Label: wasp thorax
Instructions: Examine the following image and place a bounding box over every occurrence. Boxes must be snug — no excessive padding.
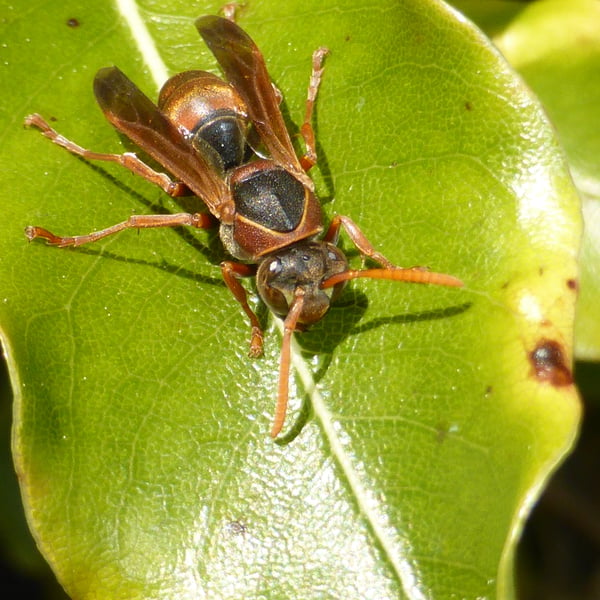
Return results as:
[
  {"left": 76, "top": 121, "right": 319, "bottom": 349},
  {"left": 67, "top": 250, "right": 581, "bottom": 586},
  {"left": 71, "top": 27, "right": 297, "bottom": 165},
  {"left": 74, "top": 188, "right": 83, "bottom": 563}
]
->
[
  {"left": 257, "top": 241, "right": 348, "bottom": 326},
  {"left": 158, "top": 70, "right": 249, "bottom": 170},
  {"left": 232, "top": 163, "right": 306, "bottom": 233}
]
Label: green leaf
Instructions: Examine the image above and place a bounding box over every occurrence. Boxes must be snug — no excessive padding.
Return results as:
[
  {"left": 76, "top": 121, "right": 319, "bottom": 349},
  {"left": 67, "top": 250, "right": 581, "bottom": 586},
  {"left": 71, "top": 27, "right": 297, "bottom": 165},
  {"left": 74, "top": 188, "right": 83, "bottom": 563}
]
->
[
  {"left": 0, "top": 0, "right": 581, "bottom": 598},
  {"left": 491, "top": 0, "right": 600, "bottom": 360},
  {"left": 453, "top": 0, "right": 600, "bottom": 360}
]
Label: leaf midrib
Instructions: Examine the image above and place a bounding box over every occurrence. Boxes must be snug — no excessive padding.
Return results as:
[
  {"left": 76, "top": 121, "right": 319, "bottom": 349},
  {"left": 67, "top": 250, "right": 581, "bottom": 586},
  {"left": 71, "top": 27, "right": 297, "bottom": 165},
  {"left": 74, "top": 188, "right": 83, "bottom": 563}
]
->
[{"left": 120, "top": 0, "right": 415, "bottom": 591}]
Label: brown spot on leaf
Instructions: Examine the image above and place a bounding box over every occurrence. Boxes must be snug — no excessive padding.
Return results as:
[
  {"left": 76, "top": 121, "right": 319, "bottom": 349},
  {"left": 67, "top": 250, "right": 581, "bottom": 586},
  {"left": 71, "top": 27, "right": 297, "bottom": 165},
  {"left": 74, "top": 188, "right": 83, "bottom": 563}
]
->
[
  {"left": 225, "top": 520, "right": 247, "bottom": 536},
  {"left": 436, "top": 423, "right": 450, "bottom": 442},
  {"left": 464, "top": 100, "right": 473, "bottom": 111},
  {"left": 566, "top": 278, "right": 578, "bottom": 291},
  {"left": 529, "top": 339, "right": 573, "bottom": 387},
  {"left": 66, "top": 17, "right": 80, "bottom": 27}
]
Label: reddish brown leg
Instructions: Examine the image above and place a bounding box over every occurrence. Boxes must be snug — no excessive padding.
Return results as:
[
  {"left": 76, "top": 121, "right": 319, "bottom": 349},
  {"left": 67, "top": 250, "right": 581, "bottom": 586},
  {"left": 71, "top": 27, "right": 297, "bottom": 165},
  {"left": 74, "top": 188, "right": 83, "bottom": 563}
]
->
[
  {"left": 25, "top": 212, "right": 214, "bottom": 247},
  {"left": 321, "top": 215, "right": 463, "bottom": 289},
  {"left": 220, "top": 262, "right": 264, "bottom": 358},
  {"left": 299, "top": 47, "right": 329, "bottom": 172},
  {"left": 323, "top": 214, "right": 396, "bottom": 268},
  {"left": 24, "top": 113, "right": 190, "bottom": 197},
  {"left": 271, "top": 288, "right": 306, "bottom": 438}
]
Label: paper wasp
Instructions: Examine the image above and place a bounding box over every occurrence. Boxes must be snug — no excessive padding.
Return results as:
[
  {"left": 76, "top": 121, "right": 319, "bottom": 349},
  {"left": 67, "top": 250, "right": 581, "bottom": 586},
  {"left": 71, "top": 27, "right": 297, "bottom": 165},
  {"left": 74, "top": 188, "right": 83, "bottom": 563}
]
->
[{"left": 25, "top": 15, "right": 462, "bottom": 438}]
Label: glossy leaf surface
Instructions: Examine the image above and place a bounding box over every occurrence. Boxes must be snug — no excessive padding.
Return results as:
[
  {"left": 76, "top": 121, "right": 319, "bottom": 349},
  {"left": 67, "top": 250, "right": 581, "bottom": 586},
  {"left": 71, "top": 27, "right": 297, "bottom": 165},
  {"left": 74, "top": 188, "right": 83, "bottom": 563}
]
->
[
  {"left": 0, "top": 0, "right": 581, "bottom": 597},
  {"left": 491, "top": 0, "right": 600, "bottom": 359}
]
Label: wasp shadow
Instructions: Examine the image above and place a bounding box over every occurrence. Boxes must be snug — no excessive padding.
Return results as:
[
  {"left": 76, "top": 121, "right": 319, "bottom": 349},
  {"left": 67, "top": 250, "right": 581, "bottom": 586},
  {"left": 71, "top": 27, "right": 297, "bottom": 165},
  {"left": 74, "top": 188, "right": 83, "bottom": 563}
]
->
[
  {"left": 296, "top": 288, "right": 471, "bottom": 363},
  {"left": 277, "top": 295, "right": 472, "bottom": 444},
  {"left": 34, "top": 152, "right": 227, "bottom": 286}
]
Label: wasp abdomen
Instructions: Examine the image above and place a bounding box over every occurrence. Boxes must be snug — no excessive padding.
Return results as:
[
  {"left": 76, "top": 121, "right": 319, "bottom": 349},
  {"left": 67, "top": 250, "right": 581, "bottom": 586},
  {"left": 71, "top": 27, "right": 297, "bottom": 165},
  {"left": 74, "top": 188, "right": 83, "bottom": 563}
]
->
[{"left": 158, "top": 70, "right": 249, "bottom": 171}]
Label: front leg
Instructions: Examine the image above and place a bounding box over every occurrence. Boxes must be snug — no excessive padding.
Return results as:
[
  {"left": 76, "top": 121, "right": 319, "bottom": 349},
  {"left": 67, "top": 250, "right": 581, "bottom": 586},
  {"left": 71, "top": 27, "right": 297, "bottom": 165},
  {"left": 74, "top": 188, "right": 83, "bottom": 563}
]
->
[
  {"left": 220, "top": 261, "right": 264, "bottom": 358},
  {"left": 321, "top": 215, "right": 463, "bottom": 289},
  {"left": 323, "top": 214, "right": 396, "bottom": 268}
]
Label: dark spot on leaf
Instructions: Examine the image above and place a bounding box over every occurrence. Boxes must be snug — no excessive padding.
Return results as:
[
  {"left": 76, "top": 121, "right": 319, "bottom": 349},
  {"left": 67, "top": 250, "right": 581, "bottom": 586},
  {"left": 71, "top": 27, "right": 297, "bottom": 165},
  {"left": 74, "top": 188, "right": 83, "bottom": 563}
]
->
[
  {"left": 566, "top": 278, "right": 578, "bottom": 291},
  {"left": 539, "top": 266, "right": 545, "bottom": 276},
  {"left": 436, "top": 423, "right": 450, "bottom": 442},
  {"left": 345, "top": 34, "right": 351, "bottom": 41},
  {"left": 484, "top": 385, "right": 493, "bottom": 397},
  {"left": 225, "top": 520, "right": 247, "bottom": 536},
  {"left": 464, "top": 100, "right": 473, "bottom": 111},
  {"left": 66, "top": 17, "right": 80, "bottom": 27},
  {"left": 529, "top": 339, "right": 573, "bottom": 387}
]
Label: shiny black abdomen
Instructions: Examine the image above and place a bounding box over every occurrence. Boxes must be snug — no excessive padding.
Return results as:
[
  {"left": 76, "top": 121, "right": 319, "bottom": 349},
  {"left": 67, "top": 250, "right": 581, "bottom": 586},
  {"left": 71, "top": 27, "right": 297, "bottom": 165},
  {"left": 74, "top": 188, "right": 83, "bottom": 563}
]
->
[{"left": 192, "top": 109, "right": 246, "bottom": 171}]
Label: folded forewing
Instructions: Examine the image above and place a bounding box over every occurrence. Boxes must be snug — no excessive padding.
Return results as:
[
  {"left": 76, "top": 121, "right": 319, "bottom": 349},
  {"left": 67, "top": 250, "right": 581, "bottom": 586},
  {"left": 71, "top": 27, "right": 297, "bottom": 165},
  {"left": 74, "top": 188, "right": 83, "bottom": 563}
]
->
[{"left": 94, "top": 66, "right": 231, "bottom": 217}]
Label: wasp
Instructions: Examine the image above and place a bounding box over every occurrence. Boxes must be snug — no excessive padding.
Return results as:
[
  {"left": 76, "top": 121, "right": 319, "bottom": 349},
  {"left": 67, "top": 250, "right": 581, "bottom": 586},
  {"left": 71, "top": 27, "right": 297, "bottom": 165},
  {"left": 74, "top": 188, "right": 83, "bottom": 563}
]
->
[{"left": 25, "top": 15, "right": 463, "bottom": 438}]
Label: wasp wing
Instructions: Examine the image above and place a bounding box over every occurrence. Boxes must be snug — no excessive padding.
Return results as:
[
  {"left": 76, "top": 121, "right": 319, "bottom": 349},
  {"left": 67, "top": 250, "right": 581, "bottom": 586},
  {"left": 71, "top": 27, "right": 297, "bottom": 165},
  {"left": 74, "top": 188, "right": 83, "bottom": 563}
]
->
[
  {"left": 94, "top": 67, "right": 231, "bottom": 217},
  {"left": 196, "top": 16, "right": 304, "bottom": 178}
]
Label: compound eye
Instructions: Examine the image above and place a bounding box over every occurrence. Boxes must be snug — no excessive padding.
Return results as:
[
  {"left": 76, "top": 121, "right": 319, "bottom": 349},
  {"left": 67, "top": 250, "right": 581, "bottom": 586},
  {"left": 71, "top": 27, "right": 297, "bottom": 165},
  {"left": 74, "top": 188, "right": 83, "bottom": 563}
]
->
[
  {"left": 327, "top": 249, "right": 339, "bottom": 262},
  {"left": 268, "top": 257, "right": 283, "bottom": 277},
  {"left": 257, "top": 257, "right": 289, "bottom": 317}
]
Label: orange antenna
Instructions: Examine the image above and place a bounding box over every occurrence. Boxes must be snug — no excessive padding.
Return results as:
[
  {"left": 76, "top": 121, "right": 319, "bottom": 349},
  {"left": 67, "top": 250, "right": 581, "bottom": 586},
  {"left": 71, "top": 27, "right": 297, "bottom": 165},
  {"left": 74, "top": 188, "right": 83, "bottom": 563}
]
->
[{"left": 321, "top": 267, "right": 463, "bottom": 289}]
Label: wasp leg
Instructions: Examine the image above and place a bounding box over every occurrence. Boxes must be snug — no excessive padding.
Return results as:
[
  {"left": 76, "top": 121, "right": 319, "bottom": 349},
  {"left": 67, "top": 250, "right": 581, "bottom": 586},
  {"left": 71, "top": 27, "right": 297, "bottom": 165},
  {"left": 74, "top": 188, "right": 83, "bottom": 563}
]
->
[
  {"left": 24, "top": 113, "right": 191, "bottom": 197},
  {"left": 220, "top": 261, "right": 264, "bottom": 358},
  {"left": 25, "top": 213, "right": 215, "bottom": 248},
  {"left": 323, "top": 214, "right": 396, "bottom": 268},
  {"left": 321, "top": 215, "right": 464, "bottom": 289},
  {"left": 271, "top": 288, "right": 305, "bottom": 438},
  {"left": 299, "top": 47, "right": 329, "bottom": 172}
]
